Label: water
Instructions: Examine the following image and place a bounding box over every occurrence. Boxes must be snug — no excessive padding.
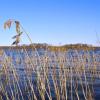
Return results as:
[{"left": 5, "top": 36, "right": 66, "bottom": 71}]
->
[{"left": 0, "top": 47, "right": 100, "bottom": 100}]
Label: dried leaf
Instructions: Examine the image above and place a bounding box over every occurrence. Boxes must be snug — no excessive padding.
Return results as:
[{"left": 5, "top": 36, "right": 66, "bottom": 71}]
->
[
  {"left": 4, "top": 19, "right": 13, "bottom": 29},
  {"left": 12, "top": 34, "right": 19, "bottom": 39},
  {"left": 4, "top": 19, "right": 21, "bottom": 46},
  {"left": 15, "top": 21, "right": 20, "bottom": 33},
  {"left": 12, "top": 32, "right": 22, "bottom": 39},
  {"left": 12, "top": 37, "right": 20, "bottom": 45}
]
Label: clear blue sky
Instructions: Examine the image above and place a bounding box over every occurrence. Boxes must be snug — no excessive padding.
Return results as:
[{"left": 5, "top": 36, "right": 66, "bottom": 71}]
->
[{"left": 0, "top": 0, "right": 100, "bottom": 46}]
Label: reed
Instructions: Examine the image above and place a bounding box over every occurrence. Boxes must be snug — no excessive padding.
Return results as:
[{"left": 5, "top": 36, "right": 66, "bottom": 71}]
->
[{"left": 0, "top": 19, "right": 99, "bottom": 100}]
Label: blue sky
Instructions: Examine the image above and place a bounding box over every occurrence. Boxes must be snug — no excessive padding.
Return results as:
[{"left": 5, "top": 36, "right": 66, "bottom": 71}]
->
[{"left": 0, "top": 0, "right": 100, "bottom": 46}]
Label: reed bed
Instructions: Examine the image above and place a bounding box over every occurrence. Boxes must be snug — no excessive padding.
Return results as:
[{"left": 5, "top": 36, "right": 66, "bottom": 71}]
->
[
  {"left": 0, "top": 19, "right": 99, "bottom": 100},
  {"left": 0, "top": 45, "right": 99, "bottom": 100}
]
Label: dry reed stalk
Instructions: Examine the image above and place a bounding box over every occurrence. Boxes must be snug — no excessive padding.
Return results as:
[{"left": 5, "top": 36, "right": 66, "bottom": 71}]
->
[
  {"left": 3, "top": 50, "right": 24, "bottom": 100},
  {"left": 49, "top": 51, "right": 61, "bottom": 100},
  {"left": 57, "top": 51, "right": 67, "bottom": 100},
  {"left": 2, "top": 62, "right": 15, "bottom": 100},
  {"left": 75, "top": 49, "right": 94, "bottom": 100},
  {"left": 21, "top": 47, "right": 37, "bottom": 100},
  {"left": 23, "top": 47, "right": 51, "bottom": 100},
  {"left": 20, "top": 23, "right": 50, "bottom": 99},
  {"left": 16, "top": 48, "right": 33, "bottom": 100},
  {"left": 74, "top": 50, "right": 87, "bottom": 100},
  {"left": 41, "top": 50, "right": 52, "bottom": 100}
]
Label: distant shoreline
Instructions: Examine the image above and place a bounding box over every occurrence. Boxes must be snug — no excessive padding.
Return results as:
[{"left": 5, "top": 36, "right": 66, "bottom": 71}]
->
[{"left": 0, "top": 43, "right": 100, "bottom": 51}]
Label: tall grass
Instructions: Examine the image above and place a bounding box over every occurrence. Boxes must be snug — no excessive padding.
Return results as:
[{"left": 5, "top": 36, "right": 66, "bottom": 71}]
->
[
  {"left": 0, "top": 46, "right": 99, "bottom": 100},
  {"left": 0, "top": 19, "right": 99, "bottom": 100}
]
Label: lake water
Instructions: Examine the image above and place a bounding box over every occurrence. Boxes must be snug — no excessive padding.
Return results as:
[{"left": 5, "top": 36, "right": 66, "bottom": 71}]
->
[{"left": 0, "top": 47, "right": 100, "bottom": 100}]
